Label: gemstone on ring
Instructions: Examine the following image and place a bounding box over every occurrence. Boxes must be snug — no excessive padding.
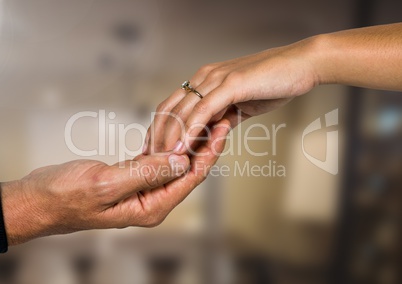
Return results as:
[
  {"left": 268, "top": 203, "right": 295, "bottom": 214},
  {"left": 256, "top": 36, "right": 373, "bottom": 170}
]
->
[{"left": 181, "top": 80, "right": 192, "bottom": 92}]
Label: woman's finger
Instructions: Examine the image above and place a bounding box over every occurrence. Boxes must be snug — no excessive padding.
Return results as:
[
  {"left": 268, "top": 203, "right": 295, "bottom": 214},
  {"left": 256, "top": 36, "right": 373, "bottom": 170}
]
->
[
  {"left": 174, "top": 81, "right": 237, "bottom": 153},
  {"left": 145, "top": 64, "right": 219, "bottom": 154},
  {"left": 162, "top": 92, "right": 206, "bottom": 151},
  {"left": 145, "top": 88, "right": 186, "bottom": 154},
  {"left": 162, "top": 74, "right": 227, "bottom": 151}
]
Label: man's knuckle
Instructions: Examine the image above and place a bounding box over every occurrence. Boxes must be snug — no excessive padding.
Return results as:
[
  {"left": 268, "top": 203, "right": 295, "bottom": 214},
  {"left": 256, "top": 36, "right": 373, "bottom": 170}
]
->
[
  {"left": 115, "top": 215, "right": 130, "bottom": 229},
  {"left": 142, "top": 166, "right": 159, "bottom": 188},
  {"left": 144, "top": 214, "right": 166, "bottom": 228},
  {"left": 92, "top": 171, "right": 112, "bottom": 190},
  {"left": 113, "top": 217, "right": 131, "bottom": 229}
]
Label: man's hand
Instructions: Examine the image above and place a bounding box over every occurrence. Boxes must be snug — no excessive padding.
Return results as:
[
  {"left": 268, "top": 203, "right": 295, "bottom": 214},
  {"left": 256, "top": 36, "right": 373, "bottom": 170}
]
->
[
  {"left": 1, "top": 153, "right": 189, "bottom": 246},
  {"left": 0, "top": 118, "right": 230, "bottom": 247}
]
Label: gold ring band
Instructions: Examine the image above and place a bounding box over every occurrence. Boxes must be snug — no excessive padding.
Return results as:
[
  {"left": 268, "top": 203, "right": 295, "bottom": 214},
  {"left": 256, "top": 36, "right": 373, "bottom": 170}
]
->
[
  {"left": 181, "top": 81, "right": 203, "bottom": 99},
  {"left": 191, "top": 89, "right": 204, "bottom": 99}
]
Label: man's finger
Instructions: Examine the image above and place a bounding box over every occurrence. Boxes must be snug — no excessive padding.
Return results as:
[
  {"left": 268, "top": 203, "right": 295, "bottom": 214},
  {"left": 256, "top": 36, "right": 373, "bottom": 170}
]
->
[
  {"left": 162, "top": 118, "right": 231, "bottom": 208},
  {"left": 110, "top": 153, "right": 190, "bottom": 201}
]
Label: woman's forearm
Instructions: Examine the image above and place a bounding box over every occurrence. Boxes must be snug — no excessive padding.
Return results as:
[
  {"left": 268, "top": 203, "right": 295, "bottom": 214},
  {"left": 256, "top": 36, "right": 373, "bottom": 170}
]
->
[{"left": 313, "top": 23, "right": 402, "bottom": 91}]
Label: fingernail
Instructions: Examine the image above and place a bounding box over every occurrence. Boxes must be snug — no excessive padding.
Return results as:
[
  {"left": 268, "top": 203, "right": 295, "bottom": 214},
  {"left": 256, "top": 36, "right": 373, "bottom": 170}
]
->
[
  {"left": 142, "top": 142, "right": 148, "bottom": 154},
  {"left": 169, "top": 154, "right": 189, "bottom": 175},
  {"left": 173, "top": 140, "right": 184, "bottom": 153}
]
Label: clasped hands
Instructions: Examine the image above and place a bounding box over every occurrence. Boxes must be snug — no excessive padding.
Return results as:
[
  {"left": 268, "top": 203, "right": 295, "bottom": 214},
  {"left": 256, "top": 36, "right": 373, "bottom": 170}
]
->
[
  {"left": 3, "top": 36, "right": 320, "bottom": 246},
  {"left": 2, "top": 117, "right": 230, "bottom": 246},
  {"left": 2, "top": 23, "right": 402, "bottom": 247}
]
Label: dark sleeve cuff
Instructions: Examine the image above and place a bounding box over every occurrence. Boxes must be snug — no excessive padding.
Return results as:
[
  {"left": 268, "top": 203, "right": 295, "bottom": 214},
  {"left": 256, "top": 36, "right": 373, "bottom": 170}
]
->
[{"left": 0, "top": 184, "right": 9, "bottom": 253}]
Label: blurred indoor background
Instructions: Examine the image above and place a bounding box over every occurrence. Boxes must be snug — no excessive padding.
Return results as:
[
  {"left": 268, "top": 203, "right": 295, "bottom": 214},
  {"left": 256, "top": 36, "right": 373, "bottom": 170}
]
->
[{"left": 0, "top": 0, "right": 401, "bottom": 283}]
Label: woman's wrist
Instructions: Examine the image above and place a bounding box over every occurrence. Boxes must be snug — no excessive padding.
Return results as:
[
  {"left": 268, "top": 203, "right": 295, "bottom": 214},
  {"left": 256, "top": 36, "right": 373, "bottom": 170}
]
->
[{"left": 300, "top": 33, "right": 338, "bottom": 88}]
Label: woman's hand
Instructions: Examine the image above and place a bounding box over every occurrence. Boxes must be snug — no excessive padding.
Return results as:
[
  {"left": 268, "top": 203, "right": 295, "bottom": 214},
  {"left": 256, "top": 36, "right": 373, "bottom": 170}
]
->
[
  {"left": 144, "top": 37, "right": 319, "bottom": 154},
  {"left": 144, "top": 23, "right": 402, "bottom": 154}
]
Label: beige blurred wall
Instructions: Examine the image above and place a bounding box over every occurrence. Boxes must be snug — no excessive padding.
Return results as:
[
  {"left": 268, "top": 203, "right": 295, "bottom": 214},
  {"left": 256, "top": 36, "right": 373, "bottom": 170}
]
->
[{"left": 220, "top": 85, "right": 346, "bottom": 260}]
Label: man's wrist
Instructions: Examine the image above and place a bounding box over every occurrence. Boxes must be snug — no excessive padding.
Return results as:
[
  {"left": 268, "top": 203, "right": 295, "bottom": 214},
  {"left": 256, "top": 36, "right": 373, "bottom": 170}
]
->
[{"left": 1, "top": 180, "right": 50, "bottom": 246}]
